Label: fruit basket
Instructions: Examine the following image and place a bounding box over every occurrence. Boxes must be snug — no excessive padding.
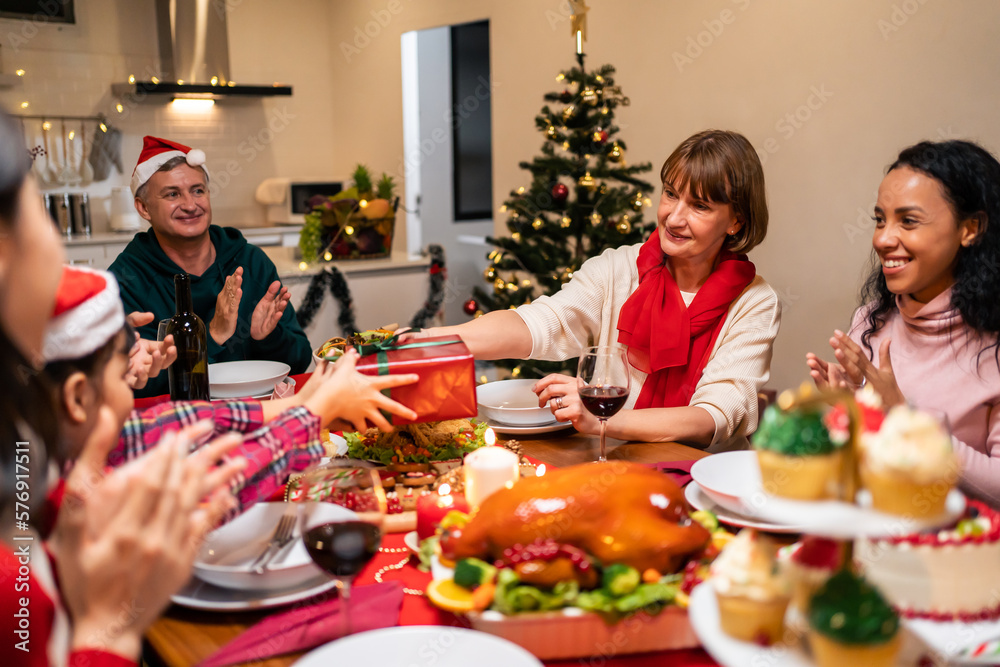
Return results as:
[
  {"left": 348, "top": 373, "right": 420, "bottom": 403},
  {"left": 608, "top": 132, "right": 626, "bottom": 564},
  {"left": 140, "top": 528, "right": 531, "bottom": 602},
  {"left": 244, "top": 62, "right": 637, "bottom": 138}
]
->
[{"left": 299, "top": 164, "right": 397, "bottom": 261}]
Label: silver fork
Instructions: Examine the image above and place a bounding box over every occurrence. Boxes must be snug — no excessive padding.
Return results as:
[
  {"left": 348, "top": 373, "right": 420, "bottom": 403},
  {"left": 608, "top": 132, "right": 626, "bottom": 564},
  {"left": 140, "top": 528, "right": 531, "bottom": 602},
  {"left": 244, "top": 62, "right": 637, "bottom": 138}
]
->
[{"left": 249, "top": 505, "right": 297, "bottom": 574}]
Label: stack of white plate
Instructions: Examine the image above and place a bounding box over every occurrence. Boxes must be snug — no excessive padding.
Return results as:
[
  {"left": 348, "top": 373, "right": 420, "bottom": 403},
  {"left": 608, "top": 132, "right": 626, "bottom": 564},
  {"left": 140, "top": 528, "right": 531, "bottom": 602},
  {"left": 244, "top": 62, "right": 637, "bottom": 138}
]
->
[{"left": 476, "top": 379, "right": 572, "bottom": 435}]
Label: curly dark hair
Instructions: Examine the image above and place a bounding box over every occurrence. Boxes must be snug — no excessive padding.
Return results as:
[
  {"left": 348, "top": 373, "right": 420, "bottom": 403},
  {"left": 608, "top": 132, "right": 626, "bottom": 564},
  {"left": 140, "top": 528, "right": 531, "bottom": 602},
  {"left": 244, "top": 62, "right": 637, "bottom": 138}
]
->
[{"left": 859, "top": 139, "right": 1000, "bottom": 370}]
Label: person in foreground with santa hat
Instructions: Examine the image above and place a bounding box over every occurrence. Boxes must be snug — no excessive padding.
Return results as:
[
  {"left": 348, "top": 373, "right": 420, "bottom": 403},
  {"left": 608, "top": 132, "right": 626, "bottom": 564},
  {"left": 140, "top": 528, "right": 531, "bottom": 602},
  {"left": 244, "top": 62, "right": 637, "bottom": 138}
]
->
[{"left": 108, "top": 136, "right": 312, "bottom": 397}]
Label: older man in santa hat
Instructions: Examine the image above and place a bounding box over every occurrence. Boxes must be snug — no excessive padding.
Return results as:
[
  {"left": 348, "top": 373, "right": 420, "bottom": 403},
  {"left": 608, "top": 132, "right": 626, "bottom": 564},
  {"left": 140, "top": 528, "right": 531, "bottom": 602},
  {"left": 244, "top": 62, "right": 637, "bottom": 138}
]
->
[{"left": 109, "top": 136, "right": 311, "bottom": 397}]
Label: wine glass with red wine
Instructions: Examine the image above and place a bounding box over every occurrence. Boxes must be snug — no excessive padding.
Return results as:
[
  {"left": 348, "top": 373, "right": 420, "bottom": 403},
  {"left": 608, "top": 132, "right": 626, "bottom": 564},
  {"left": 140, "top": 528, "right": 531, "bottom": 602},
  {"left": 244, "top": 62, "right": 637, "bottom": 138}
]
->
[
  {"left": 298, "top": 467, "right": 386, "bottom": 637},
  {"left": 577, "top": 345, "right": 631, "bottom": 462}
]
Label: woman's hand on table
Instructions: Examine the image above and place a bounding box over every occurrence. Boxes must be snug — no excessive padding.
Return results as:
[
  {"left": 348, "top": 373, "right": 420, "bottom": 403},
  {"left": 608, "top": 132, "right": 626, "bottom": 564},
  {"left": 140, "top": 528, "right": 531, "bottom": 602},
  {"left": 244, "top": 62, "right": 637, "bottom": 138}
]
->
[
  {"left": 303, "top": 349, "right": 419, "bottom": 432},
  {"left": 51, "top": 410, "right": 246, "bottom": 659},
  {"left": 533, "top": 373, "right": 600, "bottom": 433}
]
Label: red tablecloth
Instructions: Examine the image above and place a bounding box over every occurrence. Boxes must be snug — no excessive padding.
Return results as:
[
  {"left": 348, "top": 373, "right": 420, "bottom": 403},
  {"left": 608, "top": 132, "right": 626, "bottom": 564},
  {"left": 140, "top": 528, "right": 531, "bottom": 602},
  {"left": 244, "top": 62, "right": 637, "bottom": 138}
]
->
[{"left": 143, "top": 374, "right": 717, "bottom": 665}]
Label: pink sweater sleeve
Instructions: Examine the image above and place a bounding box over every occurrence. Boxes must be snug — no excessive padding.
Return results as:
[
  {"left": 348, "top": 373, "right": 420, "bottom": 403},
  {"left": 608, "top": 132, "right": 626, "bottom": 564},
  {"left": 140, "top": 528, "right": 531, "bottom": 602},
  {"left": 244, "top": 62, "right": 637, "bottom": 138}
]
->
[
  {"left": 952, "top": 406, "right": 1000, "bottom": 506},
  {"left": 849, "top": 305, "right": 1000, "bottom": 505}
]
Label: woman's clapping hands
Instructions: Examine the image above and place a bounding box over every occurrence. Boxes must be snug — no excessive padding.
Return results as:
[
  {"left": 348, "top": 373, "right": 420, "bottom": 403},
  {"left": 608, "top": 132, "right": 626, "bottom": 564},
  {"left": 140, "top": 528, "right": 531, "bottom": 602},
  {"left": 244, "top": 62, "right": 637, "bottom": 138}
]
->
[{"left": 49, "top": 409, "right": 246, "bottom": 658}]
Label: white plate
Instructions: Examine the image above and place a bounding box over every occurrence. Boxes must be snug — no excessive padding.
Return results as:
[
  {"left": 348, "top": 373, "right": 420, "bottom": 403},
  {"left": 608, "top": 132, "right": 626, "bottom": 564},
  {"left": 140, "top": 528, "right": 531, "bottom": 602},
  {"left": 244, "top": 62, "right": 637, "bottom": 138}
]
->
[
  {"left": 171, "top": 573, "right": 338, "bottom": 611},
  {"left": 690, "top": 450, "right": 759, "bottom": 509},
  {"left": 238, "top": 376, "right": 296, "bottom": 400},
  {"left": 292, "top": 626, "right": 543, "bottom": 666},
  {"left": 194, "top": 502, "right": 355, "bottom": 591},
  {"left": 477, "top": 379, "right": 555, "bottom": 426},
  {"left": 478, "top": 409, "right": 573, "bottom": 435},
  {"left": 404, "top": 530, "right": 420, "bottom": 555},
  {"left": 685, "top": 481, "right": 805, "bottom": 534},
  {"left": 749, "top": 489, "right": 966, "bottom": 540},
  {"left": 689, "top": 581, "right": 963, "bottom": 666},
  {"left": 209, "top": 360, "right": 291, "bottom": 398},
  {"left": 690, "top": 451, "right": 966, "bottom": 539}
]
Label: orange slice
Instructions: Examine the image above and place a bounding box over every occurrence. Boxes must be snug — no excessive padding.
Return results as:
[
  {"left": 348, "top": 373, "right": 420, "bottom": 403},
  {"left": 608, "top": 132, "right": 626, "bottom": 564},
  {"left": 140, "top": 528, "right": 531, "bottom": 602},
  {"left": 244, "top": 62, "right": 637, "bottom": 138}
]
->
[{"left": 426, "top": 579, "right": 475, "bottom": 613}]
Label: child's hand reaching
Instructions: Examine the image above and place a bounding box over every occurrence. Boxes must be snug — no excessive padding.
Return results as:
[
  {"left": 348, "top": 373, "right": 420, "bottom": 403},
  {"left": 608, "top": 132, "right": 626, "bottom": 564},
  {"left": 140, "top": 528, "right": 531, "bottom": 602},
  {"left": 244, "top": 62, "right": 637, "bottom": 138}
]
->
[{"left": 302, "top": 348, "right": 419, "bottom": 432}]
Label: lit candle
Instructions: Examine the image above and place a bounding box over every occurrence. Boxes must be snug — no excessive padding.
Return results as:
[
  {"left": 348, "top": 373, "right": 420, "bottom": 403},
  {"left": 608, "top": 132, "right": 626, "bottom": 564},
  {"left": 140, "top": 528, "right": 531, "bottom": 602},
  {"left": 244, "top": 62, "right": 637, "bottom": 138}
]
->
[
  {"left": 575, "top": 29, "right": 583, "bottom": 54},
  {"left": 415, "top": 484, "right": 469, "bottom": 540},
  {"left": 464, "top": 446, "right": 520, "bottom": 509}
]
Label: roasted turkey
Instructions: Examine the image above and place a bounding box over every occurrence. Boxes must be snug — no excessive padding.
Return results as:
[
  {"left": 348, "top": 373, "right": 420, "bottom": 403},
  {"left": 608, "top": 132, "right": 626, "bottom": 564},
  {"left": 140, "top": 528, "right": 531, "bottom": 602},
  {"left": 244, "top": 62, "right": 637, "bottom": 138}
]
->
[{"left": 452, "top": 461, "right": 709, "bottom": 574}]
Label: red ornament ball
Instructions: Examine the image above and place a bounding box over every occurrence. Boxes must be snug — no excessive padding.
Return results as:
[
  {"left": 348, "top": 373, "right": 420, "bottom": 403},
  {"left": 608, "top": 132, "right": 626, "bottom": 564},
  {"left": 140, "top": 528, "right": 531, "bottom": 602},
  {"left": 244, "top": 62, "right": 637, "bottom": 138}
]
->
[
  {"left": 463, "top": 299, "right": 478, "bottom": 316},
  {"left": 551, "top": 183, "right": 569, "bottom": 204},
  {"left": 559, "top": 89, "right": 572, "bottom": 103},
  {"left": 597, "top": 130, "right": 609, "bottom": 144}
]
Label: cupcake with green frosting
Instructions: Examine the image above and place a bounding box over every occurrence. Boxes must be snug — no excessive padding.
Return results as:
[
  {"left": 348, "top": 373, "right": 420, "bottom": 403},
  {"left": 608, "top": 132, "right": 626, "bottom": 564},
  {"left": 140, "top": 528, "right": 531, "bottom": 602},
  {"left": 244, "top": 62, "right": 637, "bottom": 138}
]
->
[
  {"left": 753, "top": 404, "right": 845, "bottom": 500},
  {"left": 808, "top": 569, "right": 900, "bottom": 667}
]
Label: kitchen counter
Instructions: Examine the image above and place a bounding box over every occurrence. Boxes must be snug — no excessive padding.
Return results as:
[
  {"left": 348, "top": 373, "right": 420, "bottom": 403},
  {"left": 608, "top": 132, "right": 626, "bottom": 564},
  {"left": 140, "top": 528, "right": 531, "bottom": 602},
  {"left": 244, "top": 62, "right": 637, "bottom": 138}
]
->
[
  {"left": 62, "top": 225, "right": 305, "bottom": 247},
  {"left": 262, "top": 246, "right": 430, "bottom": 283}
]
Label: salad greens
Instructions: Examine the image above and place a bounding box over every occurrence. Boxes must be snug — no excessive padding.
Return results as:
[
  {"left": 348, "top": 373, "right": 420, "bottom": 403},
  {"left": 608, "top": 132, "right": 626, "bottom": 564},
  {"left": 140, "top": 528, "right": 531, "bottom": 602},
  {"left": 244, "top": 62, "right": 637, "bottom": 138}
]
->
[{"left": 346, "top": 420, "right": 491, "bottom": 464}]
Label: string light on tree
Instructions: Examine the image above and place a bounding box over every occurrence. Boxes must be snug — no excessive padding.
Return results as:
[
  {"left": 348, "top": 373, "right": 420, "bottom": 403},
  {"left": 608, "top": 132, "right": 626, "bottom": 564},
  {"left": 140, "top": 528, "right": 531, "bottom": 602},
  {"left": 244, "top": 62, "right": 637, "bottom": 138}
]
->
[{"left": 469, "top": 1, "right": 654, "bottom": 379}]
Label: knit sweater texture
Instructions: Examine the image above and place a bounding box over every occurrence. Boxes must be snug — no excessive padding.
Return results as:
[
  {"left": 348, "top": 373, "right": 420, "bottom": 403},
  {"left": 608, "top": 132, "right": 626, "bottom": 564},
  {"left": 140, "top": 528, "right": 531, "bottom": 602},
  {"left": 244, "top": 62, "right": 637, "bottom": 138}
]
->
[
  {"left": 109, "top": 225, "right": 312, "bottom": 397},
  {"left": 515, "top": 243, "right": 781, "bottom": 450}
]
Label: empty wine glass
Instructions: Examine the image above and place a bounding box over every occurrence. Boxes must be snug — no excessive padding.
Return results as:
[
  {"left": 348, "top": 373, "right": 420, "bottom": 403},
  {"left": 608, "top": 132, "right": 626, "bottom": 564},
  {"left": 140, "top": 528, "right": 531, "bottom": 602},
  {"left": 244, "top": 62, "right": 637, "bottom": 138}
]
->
[
  {"left": 577, "top": 345, "right": 631, "bottom": 462},
  {"left": 298, "top": 466, "right": 386, "bottom": 637}
]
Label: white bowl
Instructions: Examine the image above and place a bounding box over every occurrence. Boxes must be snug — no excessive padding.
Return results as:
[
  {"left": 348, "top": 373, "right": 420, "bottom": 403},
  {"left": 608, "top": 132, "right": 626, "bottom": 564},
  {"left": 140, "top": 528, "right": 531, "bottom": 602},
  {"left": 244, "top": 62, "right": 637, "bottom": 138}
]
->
[
  {"left": 194, "top": 501, "right": 354, "bottom": 591},
  {"left": 477, "top": 379, "right": 555, "bottom": 427},
  {"left": 208, "top": 360, "right": 291, "bottom": 399}
]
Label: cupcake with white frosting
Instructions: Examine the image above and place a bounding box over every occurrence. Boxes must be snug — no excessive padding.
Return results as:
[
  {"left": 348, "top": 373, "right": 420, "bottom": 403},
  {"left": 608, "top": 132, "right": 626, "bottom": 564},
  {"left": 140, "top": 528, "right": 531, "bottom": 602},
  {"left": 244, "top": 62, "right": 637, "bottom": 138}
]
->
[
  {"left": 710, "top": 529, "right": 790, "bottom": 645},
  {"left": 859, "top": 405, "right": 959, "bottom": 518}
]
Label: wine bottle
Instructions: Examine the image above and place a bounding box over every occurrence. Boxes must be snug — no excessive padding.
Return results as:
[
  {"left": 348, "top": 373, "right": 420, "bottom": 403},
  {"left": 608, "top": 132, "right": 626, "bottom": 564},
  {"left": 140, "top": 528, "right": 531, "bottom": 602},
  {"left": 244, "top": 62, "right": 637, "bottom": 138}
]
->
[{"left": 165, "top": 273, "right": 210, "bottom": 401}]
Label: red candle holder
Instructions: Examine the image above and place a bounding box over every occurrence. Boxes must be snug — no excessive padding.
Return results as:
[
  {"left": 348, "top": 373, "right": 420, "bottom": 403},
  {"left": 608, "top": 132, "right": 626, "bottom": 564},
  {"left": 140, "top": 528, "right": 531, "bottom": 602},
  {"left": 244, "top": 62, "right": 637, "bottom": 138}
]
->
[{"left": 416, "top": 486, "right": 470, "bottom": 541}]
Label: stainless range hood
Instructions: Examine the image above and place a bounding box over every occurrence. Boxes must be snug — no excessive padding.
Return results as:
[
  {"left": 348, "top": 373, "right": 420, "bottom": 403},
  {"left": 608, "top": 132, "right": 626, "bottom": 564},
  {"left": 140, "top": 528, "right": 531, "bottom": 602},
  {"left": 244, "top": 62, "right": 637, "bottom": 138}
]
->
[{"left": 112, "top": 0, "right": 291, "bottom": 100}]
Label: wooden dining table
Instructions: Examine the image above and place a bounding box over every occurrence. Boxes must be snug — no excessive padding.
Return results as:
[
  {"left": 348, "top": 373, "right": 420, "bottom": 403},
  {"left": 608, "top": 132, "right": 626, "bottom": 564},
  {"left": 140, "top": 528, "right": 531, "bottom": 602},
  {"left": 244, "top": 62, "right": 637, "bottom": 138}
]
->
[{"left": 143, "top": 429, "right": 715, "bottom": 667}]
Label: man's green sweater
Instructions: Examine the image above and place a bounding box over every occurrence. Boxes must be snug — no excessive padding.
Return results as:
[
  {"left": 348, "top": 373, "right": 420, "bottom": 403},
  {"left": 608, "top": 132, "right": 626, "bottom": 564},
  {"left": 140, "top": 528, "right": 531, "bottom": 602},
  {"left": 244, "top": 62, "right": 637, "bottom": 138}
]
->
[{"left": 109, "top": 225, "right": 312, "bottom": 397}]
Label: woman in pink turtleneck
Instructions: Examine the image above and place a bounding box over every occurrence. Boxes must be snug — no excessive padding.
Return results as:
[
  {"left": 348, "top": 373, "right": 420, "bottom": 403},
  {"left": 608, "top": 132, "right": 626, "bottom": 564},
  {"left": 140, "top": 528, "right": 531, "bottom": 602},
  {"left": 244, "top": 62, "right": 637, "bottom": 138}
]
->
[{"left": 808, "top": 140, "right": 1000, "bottom": 507}]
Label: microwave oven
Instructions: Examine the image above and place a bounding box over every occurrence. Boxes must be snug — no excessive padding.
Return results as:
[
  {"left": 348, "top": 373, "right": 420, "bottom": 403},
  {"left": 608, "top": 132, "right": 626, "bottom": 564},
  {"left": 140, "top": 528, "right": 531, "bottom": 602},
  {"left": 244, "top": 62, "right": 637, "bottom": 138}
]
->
[{"left": 258, "top": 180, "right": 344, "bottom": 225}]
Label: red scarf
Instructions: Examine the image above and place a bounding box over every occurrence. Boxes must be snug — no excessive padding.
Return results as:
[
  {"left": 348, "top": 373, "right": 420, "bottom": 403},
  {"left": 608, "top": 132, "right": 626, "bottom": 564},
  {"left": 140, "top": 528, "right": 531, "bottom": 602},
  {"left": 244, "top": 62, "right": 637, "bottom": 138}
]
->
[{"left": 616, "top": 234, "right": 756, "bottom": 409}]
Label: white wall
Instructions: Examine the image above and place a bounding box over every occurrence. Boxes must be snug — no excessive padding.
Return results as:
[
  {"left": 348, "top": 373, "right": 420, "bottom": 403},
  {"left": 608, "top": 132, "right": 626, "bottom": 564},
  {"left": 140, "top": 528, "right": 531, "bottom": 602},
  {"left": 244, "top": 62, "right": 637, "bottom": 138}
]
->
[
  {"left": 0, "top": 0, "right": 338, "bottom": 231},
  {"left": 410, "top": 25, "right": 494, "bottom": 325},
  {"left": 324, "top": 0, "right": 1000, "bottom": 391}
]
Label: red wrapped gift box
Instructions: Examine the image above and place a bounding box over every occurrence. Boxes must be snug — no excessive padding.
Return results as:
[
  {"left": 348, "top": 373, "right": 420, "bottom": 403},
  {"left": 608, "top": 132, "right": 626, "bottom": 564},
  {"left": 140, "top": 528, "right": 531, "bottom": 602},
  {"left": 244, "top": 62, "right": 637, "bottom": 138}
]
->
[{"left": 355, "top": 335, "right": 477, "bottom": 425}]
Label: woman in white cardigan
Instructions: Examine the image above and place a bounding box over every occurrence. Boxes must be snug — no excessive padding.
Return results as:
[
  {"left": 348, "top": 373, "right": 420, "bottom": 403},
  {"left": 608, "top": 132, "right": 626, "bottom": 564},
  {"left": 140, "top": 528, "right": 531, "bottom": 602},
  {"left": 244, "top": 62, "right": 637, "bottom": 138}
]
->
[{"left": 422, "top": 130, "right": 780, "bottom": 451}]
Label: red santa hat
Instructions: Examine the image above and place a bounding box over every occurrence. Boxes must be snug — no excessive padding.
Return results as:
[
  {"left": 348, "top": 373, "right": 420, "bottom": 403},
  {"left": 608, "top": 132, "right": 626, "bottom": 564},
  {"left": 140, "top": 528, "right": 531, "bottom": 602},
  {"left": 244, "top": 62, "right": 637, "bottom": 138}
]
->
[
  {"left": 130, "top": 135, "right": 209, "bottom": 196},
  {"left": 43, "top": 266, "right": 126, "bottom": 363}
]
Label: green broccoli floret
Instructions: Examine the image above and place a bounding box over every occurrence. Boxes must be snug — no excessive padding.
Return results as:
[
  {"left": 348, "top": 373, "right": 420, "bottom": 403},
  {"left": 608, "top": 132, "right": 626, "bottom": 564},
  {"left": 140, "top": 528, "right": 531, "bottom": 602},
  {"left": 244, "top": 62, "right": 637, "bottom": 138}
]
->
[
  {"left": 453, "top": 558, "right": 498, "bottom": 590},
  {"left": 602, "top": 563, "right": 640, "bottom": 597}
]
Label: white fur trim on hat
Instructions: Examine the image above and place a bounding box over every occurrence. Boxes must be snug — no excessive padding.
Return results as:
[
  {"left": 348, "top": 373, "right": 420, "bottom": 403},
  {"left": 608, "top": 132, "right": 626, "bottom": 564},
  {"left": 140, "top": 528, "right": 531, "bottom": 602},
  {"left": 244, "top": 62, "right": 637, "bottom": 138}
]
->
[
  {"left": 131, "top": 149, "right": 187, "bottom": 196},
  {"left": 43, "top": 266, "right": 127, "bottom": 363}
]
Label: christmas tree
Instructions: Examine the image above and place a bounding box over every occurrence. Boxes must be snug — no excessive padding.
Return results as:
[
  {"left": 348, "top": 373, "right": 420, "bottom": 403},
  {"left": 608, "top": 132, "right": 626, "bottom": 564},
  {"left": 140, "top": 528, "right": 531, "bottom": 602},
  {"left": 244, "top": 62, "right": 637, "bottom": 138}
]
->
[{"left": 469, "top": 31, "right": 655, "bottom": 379}]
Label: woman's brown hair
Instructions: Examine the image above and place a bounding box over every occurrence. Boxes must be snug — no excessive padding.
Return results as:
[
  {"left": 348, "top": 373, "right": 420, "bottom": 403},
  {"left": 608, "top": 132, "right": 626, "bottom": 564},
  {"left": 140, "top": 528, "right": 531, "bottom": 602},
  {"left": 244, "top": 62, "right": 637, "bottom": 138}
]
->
[{"left": 659, "top": 129, "right": 768, "bottom": 254}]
